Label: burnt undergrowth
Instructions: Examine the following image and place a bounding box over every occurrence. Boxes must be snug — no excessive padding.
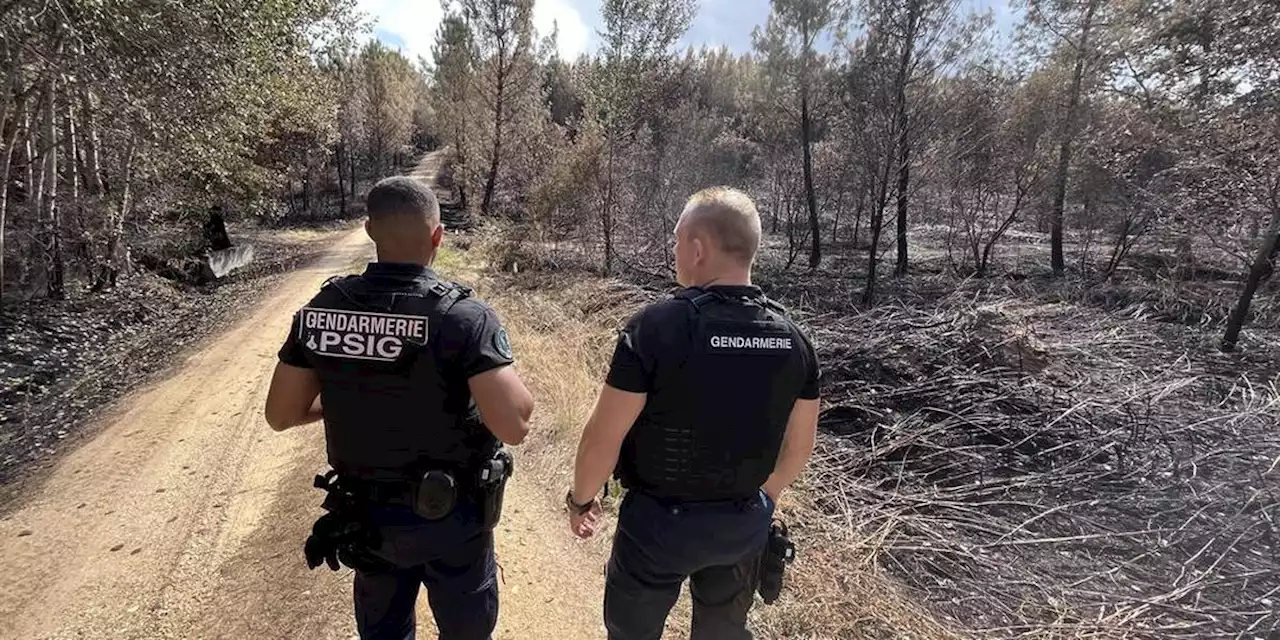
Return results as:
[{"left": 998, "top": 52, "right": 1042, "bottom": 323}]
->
[{"left": 763, "top": 248, "right": 1280, "bottom": 638}]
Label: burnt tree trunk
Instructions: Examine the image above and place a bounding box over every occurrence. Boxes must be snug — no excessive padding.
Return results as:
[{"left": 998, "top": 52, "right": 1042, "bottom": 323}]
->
[
  {"left": 480, "top": 34, "right": 510, "bottom": 218},
  {"left": 894, "top": 129, "right": 911, "bottom": 276},
  {"left": 1049, "top": 0, "right": 1100, "bottom": 276},
  {"left": 480, "top": 88, "right": 505, "bottom": 217},
  {"left": 22, "top": 106, "right": 34, "bottom": 206},
  {"left": 348, "top": 148, "right": 358, "bottom": 203},
  {"left": 37, "top": 77, "right": 64, "bottom": 299},
  {"left": 893, "top": 1, "right": 920, "bottom": 277},
  {"left": 852, "top": 191, "right": 865, "bottom": 248},
  {"left": 336, "top": 143, "right": 347, "bottom": 216},
  {"left": 76, "top": 86, "right": 102, "bottom": 195},
  {"left": 1223, "top": 205, "right": 1280, "bottom": 352},
  {"left": 301, "top": 166, "right": 311, "bottom": 216},
  {"left": 801, "top": 79, "right": 820, "bottom": 270},
  {"left": 0, "top": 91, "right": 23, "bottom": 305},
  {"left": 62, "top": 78, "right": 89, "bottom": 270},
  {"left": 95, "top": 138, "right": 135, "bottom": 290},
  {"left": 454, "top": 131, "right": 469, "bottom": 212},
  {"left": 0, "top": 51, "right": 23, "bottom": 304},
  {"left": 0, "top": 118, "right": 16, "bottom": 305},
  {"left": 771, "top": 170, "right": 782, "bottom": 235},
  {"left": 62, "top": 80, "right": 79, "bottom": 209},
  {"left": 863, "top": 157, "right": 896, "bottom": 306},
  {"left": 600, "top": 138, "right": 616, "bottom": 275},
  {"left": 785, "top": 193, "right": 801, "bottom": 270}
]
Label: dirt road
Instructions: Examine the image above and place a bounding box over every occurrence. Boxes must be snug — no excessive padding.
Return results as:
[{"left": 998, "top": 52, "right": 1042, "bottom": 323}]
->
[{"left": 0, "top": 179, "right": 608, "bottom": 638}]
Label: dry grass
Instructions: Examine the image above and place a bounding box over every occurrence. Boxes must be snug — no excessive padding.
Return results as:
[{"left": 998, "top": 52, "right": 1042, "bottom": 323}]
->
[
  {"left": 754, "top": 484, "right": 967, "bottom": 640},
  {"left": 436, "top": 234, "right": 632, "bottom": 490}
]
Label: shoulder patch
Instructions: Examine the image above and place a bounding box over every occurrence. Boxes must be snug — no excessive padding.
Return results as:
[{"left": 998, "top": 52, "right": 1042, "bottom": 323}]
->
[
  {"left": 299, "top": 307, "right": 428, "bottom": 362},
  {"left": 493, "top": 327, "right": 513, "bottom": 360}
]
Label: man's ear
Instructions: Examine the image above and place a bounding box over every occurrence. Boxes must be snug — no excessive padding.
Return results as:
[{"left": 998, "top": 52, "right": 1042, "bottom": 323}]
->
[{"left": 431, "top": 224, "right": 445, "bottom": 248}]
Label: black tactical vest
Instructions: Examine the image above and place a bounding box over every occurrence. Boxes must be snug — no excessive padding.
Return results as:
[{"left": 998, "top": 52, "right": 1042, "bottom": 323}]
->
[
  {"left": 297, "top": 269, "right": 498, "bottom": 481},
  {"left": 618, "top": 287, "right": 809, "bottom": 500}
]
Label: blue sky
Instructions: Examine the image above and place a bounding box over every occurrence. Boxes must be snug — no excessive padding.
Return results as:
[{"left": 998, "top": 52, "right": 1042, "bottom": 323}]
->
[{"left": 359, "top": 0, "right": 1018, "bottom": 63}]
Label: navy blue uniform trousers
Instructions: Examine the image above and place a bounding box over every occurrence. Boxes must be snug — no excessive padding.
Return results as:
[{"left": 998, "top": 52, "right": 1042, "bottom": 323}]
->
[
  {"left": 354, "top": 503, "right": 498, "bottom": 640},
  {"left": 604, "top": 490, "right": 775, "bottom": 640}
]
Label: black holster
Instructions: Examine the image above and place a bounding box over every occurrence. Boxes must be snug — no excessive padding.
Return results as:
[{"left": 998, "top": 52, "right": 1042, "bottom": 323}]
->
[
  {"left": 757, "top": 520, "right": 796, "bottom": 605},
  {"left": 476, "top": 449, "right": 514, "bottom": 531}
]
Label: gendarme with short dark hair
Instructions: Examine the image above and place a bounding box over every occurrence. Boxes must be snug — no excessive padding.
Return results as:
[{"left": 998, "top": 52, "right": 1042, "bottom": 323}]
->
[{"left": 366, "top": 176, "right": 440, "bottom": 224}]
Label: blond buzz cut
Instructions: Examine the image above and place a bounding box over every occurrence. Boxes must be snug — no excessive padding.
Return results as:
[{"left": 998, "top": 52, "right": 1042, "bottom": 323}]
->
[{"left": 680, "top": 187, "right": 763, "bottom": 267}]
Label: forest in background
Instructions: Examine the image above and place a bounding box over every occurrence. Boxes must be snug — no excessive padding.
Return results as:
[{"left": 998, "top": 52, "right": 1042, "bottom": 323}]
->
[
  {"left": 425, "top": 0, "right": 1280, "bottom": 351},
  {"left": 1, "top": 0, "right": 435, "bottom": 302},
  {"left": 4, "top": 0, "right": 1278, "bottom": 349}
]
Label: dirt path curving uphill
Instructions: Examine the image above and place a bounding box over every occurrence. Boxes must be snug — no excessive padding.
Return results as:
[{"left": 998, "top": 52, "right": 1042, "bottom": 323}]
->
[{"left": 0, "top": 153, "right": 607, "bottom": 639}]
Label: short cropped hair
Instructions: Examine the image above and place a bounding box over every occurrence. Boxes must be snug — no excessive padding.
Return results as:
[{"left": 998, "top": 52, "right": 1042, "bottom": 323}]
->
[
  {"left": 681, "top": 187, "right": 762, "bottom": 266},
  {"left": 367, "top": 176, "right": 440, "bottom": 224}
]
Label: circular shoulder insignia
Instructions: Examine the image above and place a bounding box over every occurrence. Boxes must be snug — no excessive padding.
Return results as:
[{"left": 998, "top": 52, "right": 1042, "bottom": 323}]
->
[{"left": 493, "top": 327, "right": 513, "bottom": 360}]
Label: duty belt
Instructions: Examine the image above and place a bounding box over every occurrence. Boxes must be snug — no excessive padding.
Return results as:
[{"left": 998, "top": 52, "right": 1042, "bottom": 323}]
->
[
  {"left": 319, "top": 450, "right": 512, "bottom": 523},
  {"left": 636, "top": 490, "right": 763, "bottom": 510},
  {"left": 344, "top": 477, "right": 439, "bottom": 508}
]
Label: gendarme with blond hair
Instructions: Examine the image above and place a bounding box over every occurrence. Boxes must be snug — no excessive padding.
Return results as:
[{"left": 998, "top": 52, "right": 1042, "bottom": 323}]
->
[{"left": 566, "top": 186, "right": 822, "bottom": 639}]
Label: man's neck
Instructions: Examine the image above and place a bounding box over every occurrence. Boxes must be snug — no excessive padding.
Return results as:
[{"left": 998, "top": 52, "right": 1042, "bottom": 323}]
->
[
  {"left": 375, "top": 251, "right": 432, "bottom": 266},
  {"left": 694, "top": 272, "right": 752, "bottom": 288}
]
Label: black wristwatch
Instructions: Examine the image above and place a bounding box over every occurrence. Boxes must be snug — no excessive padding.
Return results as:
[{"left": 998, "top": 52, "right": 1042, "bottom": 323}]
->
[{"left": 565, "top": 490, "right": 596, "bottom": 515}]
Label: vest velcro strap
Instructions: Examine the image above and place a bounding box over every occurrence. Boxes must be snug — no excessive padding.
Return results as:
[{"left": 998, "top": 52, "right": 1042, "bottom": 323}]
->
[
  {"left": 677, "top": 288, "right": 785, "bottom": 315},
  {"left": 427, "top": 281, "right": 474, "bottom": 303},
  {"left": 675, "top": 288, "right": 724, "bottom": 309},
  {"left": 691, "top": 293, "right": 719, "bottom": 308},
  {"left": 761, "top": 296, "right": 788, "bottom": 315}
]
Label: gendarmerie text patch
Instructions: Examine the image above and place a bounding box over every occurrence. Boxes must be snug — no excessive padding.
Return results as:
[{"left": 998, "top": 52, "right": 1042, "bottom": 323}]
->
[
  {"left": 299, "top": 307, "right": 428, "bottom": 362},
  {"left": 703, "top": 321, "right": 795, "bottom": 354}
]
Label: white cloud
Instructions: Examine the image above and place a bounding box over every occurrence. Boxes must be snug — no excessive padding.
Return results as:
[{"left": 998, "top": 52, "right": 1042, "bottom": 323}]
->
[
  {"left": 358, "top": 0, "right": 591, "bottom": 65},
  {"left": 358, "top": 0, "right": 444, "bottom": 64},
  {"left": 532, "top": 0, "right": 591, "bottom": 59}
]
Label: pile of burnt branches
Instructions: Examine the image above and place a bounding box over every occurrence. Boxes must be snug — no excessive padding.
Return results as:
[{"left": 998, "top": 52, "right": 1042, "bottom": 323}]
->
[{"left": 781, "top": 272, "right": 1280, "bottom": 638}]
